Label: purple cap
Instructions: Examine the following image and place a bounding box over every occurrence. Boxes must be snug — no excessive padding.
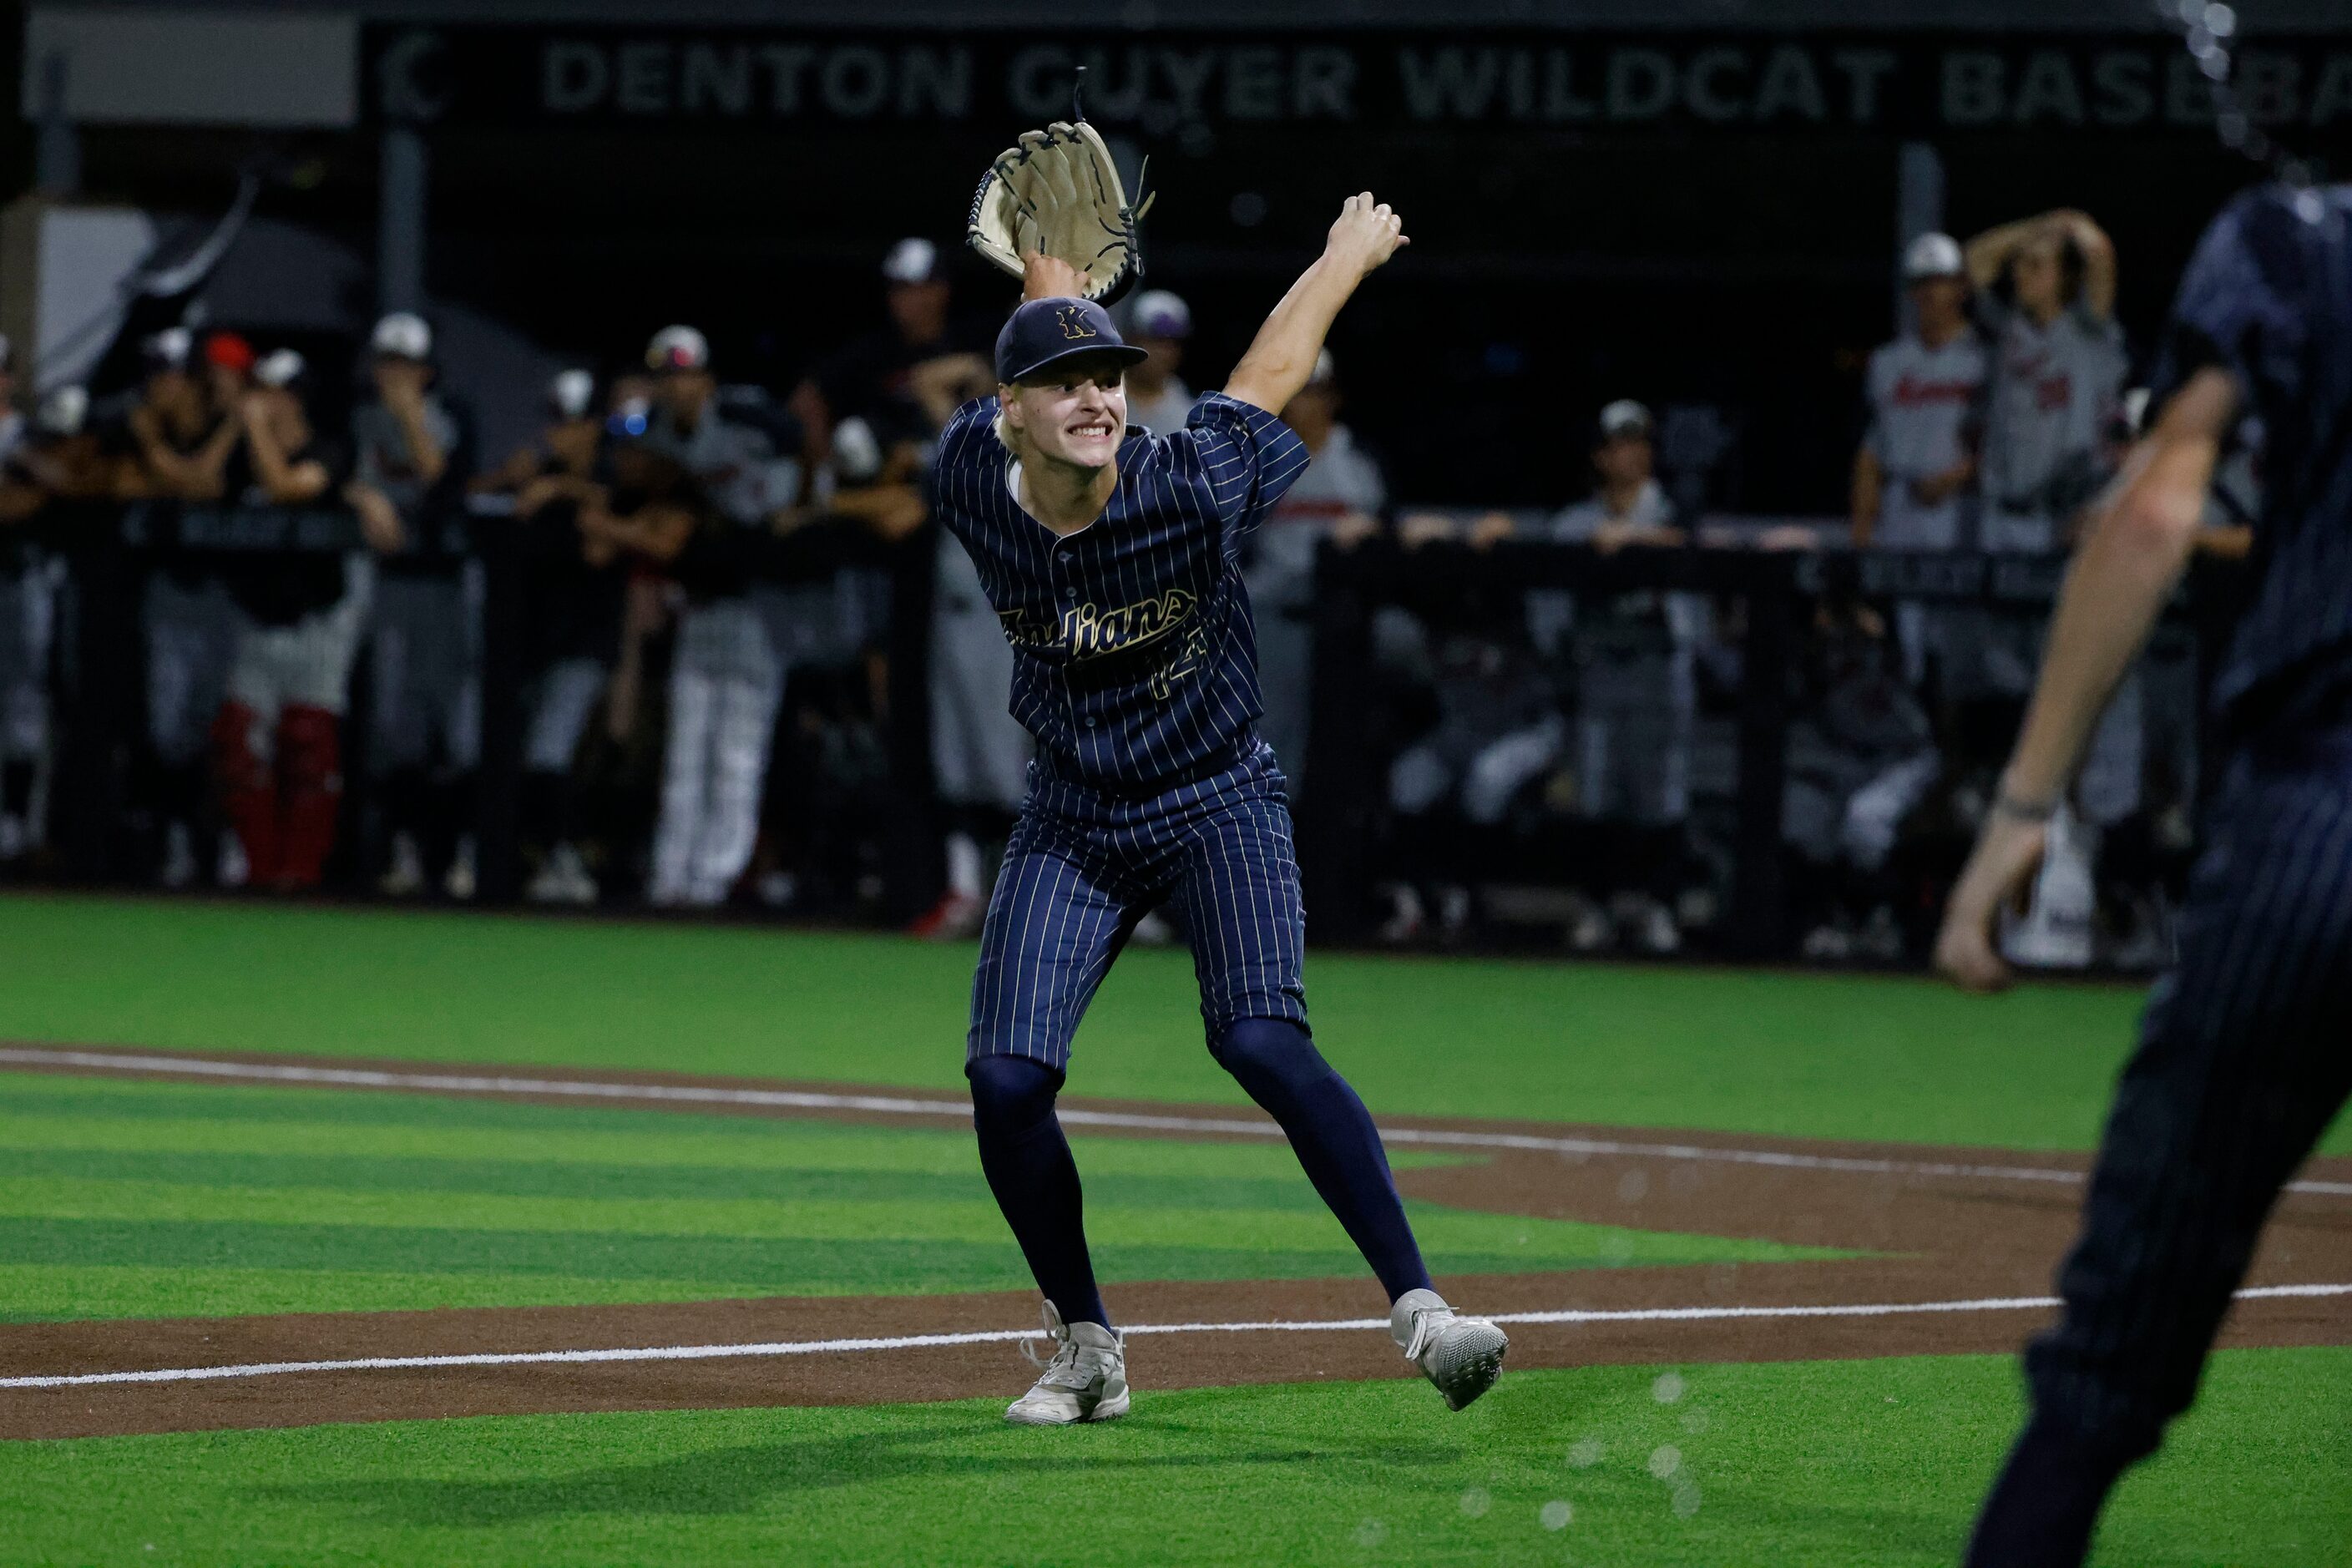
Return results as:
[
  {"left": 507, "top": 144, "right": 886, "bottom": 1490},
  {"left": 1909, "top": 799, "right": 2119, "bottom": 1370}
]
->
[{"left": 994, "top": 298, "right": 1148, "bottom": 385}]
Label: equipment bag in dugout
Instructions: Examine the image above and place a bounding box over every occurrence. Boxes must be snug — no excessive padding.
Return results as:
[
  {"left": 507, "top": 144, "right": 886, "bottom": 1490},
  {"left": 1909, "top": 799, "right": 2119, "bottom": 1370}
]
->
[{"left": 968, "top": 113, "right": 1153, "bottom": 304}]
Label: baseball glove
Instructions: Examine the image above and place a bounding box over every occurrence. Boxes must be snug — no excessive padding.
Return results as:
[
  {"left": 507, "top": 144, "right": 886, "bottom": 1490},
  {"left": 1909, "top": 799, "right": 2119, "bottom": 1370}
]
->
[{"left": 967, "top": 119, "right": 1153, "bottom": 304}]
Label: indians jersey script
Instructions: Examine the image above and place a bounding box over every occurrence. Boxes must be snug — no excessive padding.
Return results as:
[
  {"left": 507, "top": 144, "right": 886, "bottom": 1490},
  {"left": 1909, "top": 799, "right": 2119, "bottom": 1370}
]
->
[
  {"left": 932, "top": 391, "right": 1309, "bottom": 793},
  {"left": 1864, "top": 331, "right": 1989, "bottom": 550}
]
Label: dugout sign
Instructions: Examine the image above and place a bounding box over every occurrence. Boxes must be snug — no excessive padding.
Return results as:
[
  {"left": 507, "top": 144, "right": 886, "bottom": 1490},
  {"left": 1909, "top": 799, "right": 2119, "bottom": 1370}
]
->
[{"left": 365, "top": 28, "right": 2352, "bottom": 137}]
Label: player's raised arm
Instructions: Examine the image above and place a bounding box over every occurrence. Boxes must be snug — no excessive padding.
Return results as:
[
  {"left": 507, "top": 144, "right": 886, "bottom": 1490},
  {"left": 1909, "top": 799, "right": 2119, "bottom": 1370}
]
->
[{"left": 1224, "top": 194, "right": 1408, "bottom": 414}]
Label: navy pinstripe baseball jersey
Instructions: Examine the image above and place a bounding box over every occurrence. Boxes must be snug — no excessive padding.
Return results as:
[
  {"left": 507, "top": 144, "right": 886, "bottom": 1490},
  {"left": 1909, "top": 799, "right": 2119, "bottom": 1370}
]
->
[
  {"left": 933, "top": 392, "right": 1311, "bottom": 793},
  {"left": 2152, "top": 181, "right": 2352, "bottom": 721},
  {"left": 1978, "top": 186, "right": 2352, "bottom": 1532}
]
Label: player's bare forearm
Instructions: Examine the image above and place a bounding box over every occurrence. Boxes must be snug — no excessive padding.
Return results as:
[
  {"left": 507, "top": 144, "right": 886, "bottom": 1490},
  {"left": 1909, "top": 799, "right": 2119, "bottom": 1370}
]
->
[
  {"left": 1964, "top": 218, "right": 2036, "bottom": 288},
  {"left": 2003, "top": 367, "right": 2235, "bottom": 807},
  {"left": 388, "top": 397, "right": 448, "bottom": 485},
  {"left": 822, "top": 483, "right": 929, "bottom": 542},
  {"left": 470, "top": 447, "right": 542, "bottom": 497},
  {"left": 911, "top": 354, "right": 994, "bottom": 426},
  {"left": 2198, "top": 523, "right": 2253, "bottom": 559},
  {"left": 1224, "top": 255, "right": 1353, "bottom": 412},
  {"left": 2054, "top": 209, "right": 2118, "bottom": 318},
  {"left": 584, "top": 501, "right": 694, "bottom": 564},
  {"left": 1935, "top": 367, "right": 2236, "bottom": 993},
  {"left": 1226, "top": 194, "right": 1407, "bottom": 413}
]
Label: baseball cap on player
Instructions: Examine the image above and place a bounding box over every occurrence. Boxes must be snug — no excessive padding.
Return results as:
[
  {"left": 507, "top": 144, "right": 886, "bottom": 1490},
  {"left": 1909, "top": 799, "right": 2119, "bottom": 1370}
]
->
[
  {"left": 1903, "top": 231, "right": 1966, "bottom": 281},
  {"left": 255, "top": 348, "right": 306, "bottom": 388},
  {"left": 550, "top": 367, "right": 596, "bottom": 419},
  {"left": 371, "top": 311, "right": 432, "bottom": 362},
  {"left": 144, "top": 327, "right": 194, "bottom": 371},
  {"left": 645, "top": 324, "right": 710, "bottom": 373},
  {"left": 1130, "top": 289, "right": 1192, "bottom": 341},
  {"left": 1598, "top": 399, "right": 1653, "bottom": 441},
  {"left": 203, "top": 331, "right": 256, "bottom": 375},
  {"left": 994, "top": 297, "right": 1147, "bottom": 384},
  {"left": 37, "top": 384, "right": 88, "bottom": 438},
  {"left": 883, "top": 238, "right": 945, "bottom": 286}
]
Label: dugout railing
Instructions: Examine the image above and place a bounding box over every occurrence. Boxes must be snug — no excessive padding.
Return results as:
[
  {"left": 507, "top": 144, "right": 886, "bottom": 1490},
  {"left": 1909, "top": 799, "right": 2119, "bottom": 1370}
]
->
[
  {"left": 18, "top": 501, "right": 2246, "bottom": 966},
  {"left": 33, "top": 494, "right": 923, "bottom": 911},
  {"left": 1302, "top": 532, "right": 2246, "bottom": 962}
]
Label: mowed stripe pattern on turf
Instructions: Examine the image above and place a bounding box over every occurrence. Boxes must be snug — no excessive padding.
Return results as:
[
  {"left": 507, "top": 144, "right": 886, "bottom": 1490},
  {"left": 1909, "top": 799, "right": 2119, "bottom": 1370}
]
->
[
  {"left": 0, "top": 1070, "right": 1830, "bottom": 1324},
  {"left": 6, "top": 1048, "right": 2345, "bottom": 1196}
]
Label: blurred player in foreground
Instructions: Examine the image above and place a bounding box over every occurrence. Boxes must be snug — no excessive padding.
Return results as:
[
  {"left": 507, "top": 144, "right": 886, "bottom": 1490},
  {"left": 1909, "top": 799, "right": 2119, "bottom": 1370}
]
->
[
  {"left": 1936, "top": 181, "right": 2352, "bottom": 1565},
  {"left": 937, "top": 192, "right": 1507, "bottom": 1426}
]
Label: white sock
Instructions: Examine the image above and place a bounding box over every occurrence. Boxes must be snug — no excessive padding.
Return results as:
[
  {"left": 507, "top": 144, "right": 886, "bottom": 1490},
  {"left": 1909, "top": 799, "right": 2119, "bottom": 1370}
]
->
[{"left": 946, "top": 831, "right": 985, "bottom": 898}]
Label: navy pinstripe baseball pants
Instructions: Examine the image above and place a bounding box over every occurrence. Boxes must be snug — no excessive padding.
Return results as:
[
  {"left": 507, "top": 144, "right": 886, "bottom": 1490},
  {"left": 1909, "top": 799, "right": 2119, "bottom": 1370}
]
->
[
  {"left": 2025, "top": 720, "right": 2352, "bottom": 1449},
  {"left": 966, "top": 741, "right": 1309, "bottom": 1068}
]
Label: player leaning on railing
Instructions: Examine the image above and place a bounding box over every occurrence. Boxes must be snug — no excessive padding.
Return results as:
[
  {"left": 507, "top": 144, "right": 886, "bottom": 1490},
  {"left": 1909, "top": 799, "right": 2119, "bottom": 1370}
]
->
[{"left": 933, "top": 118, "right": 1507, "bottom": 1425}]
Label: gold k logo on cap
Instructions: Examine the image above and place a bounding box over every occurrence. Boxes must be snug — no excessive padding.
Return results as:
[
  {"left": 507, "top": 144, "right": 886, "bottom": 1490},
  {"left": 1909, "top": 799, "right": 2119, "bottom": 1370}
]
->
[{"left": 1056, "top": 305, "right": 1099, "bottom": 341}]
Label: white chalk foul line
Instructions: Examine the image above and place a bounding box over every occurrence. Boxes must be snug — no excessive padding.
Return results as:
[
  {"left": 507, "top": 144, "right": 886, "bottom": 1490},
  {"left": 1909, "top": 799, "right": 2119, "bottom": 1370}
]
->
[
  {"left": 2, "top": 1047, "right": 2345, "bottom": 1197},
  {"left": 5, "top": 1284, "right": 2346, "bottom": 1393}
]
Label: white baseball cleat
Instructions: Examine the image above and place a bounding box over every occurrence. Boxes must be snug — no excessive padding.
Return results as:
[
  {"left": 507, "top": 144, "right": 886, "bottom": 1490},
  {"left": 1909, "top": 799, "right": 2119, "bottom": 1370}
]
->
[
  {"left": 1391, "top": 1288, "right": 1509, "bottom": 1411},
  {"left": 1006, "top": 1299, "right": 1130, "bottom": 1426}
]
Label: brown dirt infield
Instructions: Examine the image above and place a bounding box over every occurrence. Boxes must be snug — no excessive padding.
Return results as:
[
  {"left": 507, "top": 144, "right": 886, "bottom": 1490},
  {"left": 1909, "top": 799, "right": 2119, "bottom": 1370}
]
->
[{"left": 2, "top": 1046, "right": 2345, "bottom": 1441}]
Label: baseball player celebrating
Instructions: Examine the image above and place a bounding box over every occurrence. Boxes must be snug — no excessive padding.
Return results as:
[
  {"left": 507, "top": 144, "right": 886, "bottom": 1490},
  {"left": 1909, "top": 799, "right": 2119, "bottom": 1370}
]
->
[
  {"left": 1937, "top": 180, "right": 2352, "bottom": 1565},
  {"left": 944, "top": 155, "right": 1505, "bottom": 1424}
]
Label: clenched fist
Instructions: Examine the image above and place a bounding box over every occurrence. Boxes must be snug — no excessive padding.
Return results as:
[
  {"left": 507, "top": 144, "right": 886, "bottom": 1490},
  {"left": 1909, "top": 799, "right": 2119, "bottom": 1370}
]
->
[{"left": 1324, "top": 193, "right": 1409, "bottom": 280}]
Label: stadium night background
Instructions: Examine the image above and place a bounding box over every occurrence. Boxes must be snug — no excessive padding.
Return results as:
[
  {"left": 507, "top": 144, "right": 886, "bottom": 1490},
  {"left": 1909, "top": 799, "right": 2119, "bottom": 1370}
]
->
[{"left": 0, "top": 1, "right": 2344, "bottom": 1564}]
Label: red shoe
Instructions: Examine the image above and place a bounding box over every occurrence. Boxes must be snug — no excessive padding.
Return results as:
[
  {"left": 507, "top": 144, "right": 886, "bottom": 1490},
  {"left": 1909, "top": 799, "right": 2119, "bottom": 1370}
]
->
[{"left": 908, "top": 891, "right": 986, "bottom": 940}]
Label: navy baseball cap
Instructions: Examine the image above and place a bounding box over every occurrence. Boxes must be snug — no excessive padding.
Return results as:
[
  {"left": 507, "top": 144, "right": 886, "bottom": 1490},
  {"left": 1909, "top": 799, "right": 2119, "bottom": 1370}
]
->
[{"left": 994, "top": 298, "right": 1148, "bottom": 385}]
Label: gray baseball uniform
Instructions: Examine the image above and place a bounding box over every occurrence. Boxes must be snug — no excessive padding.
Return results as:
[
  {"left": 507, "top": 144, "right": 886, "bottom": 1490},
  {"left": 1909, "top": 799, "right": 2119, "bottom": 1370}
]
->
[
  {"left": 1545, "top": 482, "right": 1697, "bottom": 825},
  {"left": 928, "top": 526, "right": 1030, "bottom": 811},
  {"left": 1125, "top": 377, "right": 1196, "bottom": 442},
  {"left": 1246, "top": 420, "right": 1384, "bottom": 790},
  {"left": 1978, "top": 300, "right": 2142, "bottom": 826},
  {"left": 1977, "top": 300, "right": 2127, "bottom": 554},
  {"left": 358, "top": 394, "right": 478, "bottom": 776},
  {"left": 648, "top": 411, "right": 802, "bottom": 908},
  {"left": 1863, "top": 330, "right": 1989, "bottom": 552},
  {"left": 1863, "top": 327, "right": 1990, "bottom": 686}
]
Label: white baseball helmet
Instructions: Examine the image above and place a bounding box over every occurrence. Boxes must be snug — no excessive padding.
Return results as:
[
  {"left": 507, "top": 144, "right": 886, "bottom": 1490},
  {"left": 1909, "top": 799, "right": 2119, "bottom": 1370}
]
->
[
  {"left": 1599, "top": 399, "right": 1654, "bottom": 440},
  {"left": 255, "top": 348, "right": 307, "bottom": 388},
  {"left": 144, "top": 326, "right": 195, "bottom": 370},
  {"left": 883, "top": 238, "right": 943, "bottom": 286},
  {"left": 371, "top": 311, "right": 433, "bottom": 361},
  {"left": 550, "top": 367, "right": 595, "bottom": 419},
  {"left": 645, "top": 324, "right": 710, "bottom": 373},
  {"left": 1903, "top": 232, "right": 1966, "bottom": 281},
  {"left": 37, "top": 384, "right": 88, "bottom": 437},
  {"left": 1131, "top": 290, "right": 1192, "bottom": 340}
]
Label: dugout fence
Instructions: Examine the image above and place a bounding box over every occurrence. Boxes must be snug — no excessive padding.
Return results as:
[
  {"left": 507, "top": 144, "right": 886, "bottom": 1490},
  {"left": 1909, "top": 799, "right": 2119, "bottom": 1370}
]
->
[{"left": 11, "top": 498, "right": 2246, "bottom": 968}]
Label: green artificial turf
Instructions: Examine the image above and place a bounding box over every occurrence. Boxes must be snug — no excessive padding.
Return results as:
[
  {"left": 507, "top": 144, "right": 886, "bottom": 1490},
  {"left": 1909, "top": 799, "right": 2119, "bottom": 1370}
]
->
[
  {"left": 6, "top": 1351, "right": 2346, "bottom": 1566},
  {"left": 0, "top": 1073, "right": 1833, "bottom": 1323},
  {"left": 10, "top": 893, "right": 2319, "bottom": 1156}
]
